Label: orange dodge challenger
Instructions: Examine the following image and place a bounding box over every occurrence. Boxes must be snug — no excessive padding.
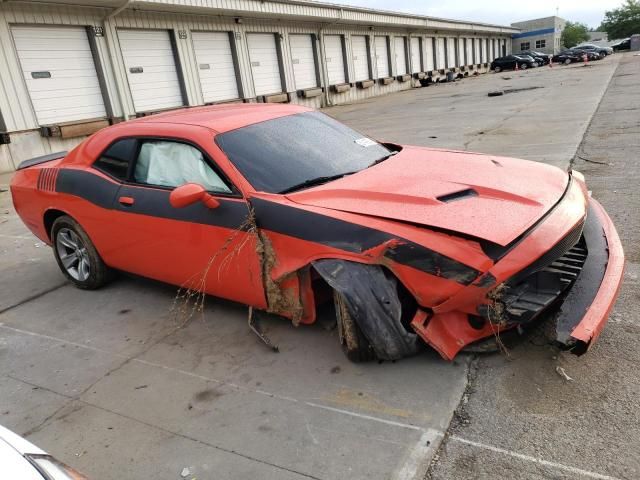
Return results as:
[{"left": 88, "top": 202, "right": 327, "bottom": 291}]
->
[{"left": 10, "top": 104, "right": 624, "bottom": 361}]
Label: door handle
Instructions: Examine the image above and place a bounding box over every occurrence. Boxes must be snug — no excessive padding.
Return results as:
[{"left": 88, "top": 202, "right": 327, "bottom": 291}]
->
[{"left": 118, "top": 196, "right": 135, "bottom": 206}]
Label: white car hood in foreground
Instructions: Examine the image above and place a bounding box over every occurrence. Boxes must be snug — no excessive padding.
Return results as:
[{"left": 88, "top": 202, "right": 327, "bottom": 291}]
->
[{"left": 0, "top": 425, "right": 46, "bottom": 480}]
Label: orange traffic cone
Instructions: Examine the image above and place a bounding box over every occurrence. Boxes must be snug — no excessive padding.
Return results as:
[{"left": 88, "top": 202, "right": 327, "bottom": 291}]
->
[
  {"left": 583, "top": 53, "right": 588, "bottom": 66},
  {"left": 549, "top": 58, "right": 553, "bottom": 68},
  {"left": 515, "top": 62, "right": 519, "bottom": 71}
]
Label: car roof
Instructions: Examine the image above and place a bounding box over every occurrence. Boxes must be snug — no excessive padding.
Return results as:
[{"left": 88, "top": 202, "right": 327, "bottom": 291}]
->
[{"left": 131, "top": 103, "right": 312, "bottom": 134}]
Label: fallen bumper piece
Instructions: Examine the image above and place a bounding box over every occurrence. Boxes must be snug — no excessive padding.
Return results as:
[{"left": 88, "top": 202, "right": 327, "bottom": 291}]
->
[{"left": 313, "top": 259, "right": 420, "bottom": 360}]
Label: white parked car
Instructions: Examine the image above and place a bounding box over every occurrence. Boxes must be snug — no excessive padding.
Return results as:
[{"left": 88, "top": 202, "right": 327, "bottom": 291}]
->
[{"left": 0, "top": 424, "right": 87, "bottom": 479}]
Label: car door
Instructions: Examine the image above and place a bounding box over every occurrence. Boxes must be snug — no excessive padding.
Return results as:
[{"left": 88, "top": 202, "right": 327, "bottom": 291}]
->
[{"left": 93, "top": 136, "right": 267, "bottom": 308}]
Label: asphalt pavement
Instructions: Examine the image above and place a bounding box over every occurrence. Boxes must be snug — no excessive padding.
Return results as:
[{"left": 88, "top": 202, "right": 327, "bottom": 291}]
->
[{"left": 0, "top": 53, "right": 631, "bottom": 480}]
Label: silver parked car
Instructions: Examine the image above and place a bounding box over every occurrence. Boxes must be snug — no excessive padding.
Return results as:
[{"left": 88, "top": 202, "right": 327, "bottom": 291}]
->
[{"left": 0, "top": 424, "right": 88, "bottom": 479}]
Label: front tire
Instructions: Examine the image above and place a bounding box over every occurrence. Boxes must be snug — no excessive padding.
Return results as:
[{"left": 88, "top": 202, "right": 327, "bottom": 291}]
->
[
  {"left": 334, "top": 290, "right": 375, "bottom": 362},
  {"left": 520, "top": 63, "right": 528, "bottom": 70},
  {"left": 52, "top": 215, "right": 112, "bottom": 289},
  {"left": 494, "top": 66, "right": 502, "bottom": 73}
]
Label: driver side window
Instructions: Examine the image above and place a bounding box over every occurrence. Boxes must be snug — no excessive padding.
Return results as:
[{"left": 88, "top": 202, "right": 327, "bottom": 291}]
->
[{"left": 134, "top": 140, "right": 232, "bottom": 194}]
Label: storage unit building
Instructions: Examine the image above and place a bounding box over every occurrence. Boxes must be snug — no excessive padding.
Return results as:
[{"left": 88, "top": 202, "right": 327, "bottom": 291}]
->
[{"left": 0, "top": 0, "right": 516, "bottom": 172}]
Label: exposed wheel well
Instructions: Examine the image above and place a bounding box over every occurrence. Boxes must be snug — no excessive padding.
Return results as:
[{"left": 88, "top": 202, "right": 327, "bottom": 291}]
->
[{"left": 43, "top": 209, "right": 68, "bottom": 241}]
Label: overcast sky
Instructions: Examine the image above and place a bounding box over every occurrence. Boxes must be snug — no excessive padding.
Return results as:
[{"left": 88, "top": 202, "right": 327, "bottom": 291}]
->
[{"left": 332, "top": 0, "right": 622, "bottom": 28}]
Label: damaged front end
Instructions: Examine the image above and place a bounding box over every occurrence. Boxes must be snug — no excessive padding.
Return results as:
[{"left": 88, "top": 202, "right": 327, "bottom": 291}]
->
[{"left": 412, "top": 197, "right": 624, "bottom": 360}]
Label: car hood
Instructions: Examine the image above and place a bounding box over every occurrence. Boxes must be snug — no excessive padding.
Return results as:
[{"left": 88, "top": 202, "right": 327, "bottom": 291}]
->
[{"left": 286, "top": 146, "right": 569, "bottom": 246}]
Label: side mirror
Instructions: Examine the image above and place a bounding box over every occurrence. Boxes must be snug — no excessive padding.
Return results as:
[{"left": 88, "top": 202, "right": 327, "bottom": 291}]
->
[{"left": 169, "top": 183, "right": 220, "bottom": 209}]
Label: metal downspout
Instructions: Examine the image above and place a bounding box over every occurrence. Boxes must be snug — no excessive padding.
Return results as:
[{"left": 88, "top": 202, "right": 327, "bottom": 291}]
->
[{"left": 318, "top": 8, "right": 343, "bottom": 108}]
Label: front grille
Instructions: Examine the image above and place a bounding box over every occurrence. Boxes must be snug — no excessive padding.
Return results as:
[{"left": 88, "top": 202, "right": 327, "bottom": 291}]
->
[
  {"left": 499, "top": 239, "right": 588, "bottom": 323},
  {"left": 478, "top": 217, "right": 588, "bottom": 325}
]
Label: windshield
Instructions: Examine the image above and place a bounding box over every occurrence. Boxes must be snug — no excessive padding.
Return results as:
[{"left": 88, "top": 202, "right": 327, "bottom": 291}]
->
[{"left": 215, "top": 111, "right": 391, "bottom": 193}]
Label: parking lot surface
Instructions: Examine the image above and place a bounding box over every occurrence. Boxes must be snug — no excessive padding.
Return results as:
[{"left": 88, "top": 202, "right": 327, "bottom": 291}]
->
[{"left": 0, "top": 54, "right": 630, "bottom": 480}]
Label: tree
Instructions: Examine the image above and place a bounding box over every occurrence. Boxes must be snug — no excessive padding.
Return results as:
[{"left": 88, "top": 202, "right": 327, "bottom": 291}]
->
[
  {"left": 561, "top": 21, "right": 590, "bottom": 48},
  {"left": 600, "top": 0, "right": 640, "bottom": 40}
]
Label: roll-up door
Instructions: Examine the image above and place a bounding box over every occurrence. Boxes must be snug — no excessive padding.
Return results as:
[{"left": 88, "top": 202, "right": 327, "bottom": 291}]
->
[
  {"left": 474, "top": 38, "right": 481, "bottom": 64},
  {"left": 436, "top": 38, "right": 446, "bottom": 69},
  {"left": 481, "top": 38, "right": 487, "bottom": 63},
  {"left": 446, "top": 38, "right": 456, "bottom": 68},
  {"left": 425, "top": 38, "right": 434, "bottom": 71},
  {"left": 12, "top": 25, "right": 107, "bottom": 125},
  {"left": 375, "top": 36, "right": 390, "bottom": 78},
  {"left": 457, "top": 38, "right": 464, "bottom": 67},
  {"left": 410, "top": 37, "right": 422, "bottom": 73},
  {"left": 324, "top": 35, "right": 346, "bottom": 85},
  {"left": 192, "top": 31, "right": 239, "bottom": 103},
  {"left": 352, "top": 35, "right": 370, "bottom": 81},
  {"left": 466, "top": 38, "right": 473, "bottom": 65},
  {"left": 119, "top": 29, "right": 184, "bottom": 112},
  {"left": 289, "top": 34, "right": 317, "bottom": 90},
  {"left": 394, "top": 37, "right": 407, "bottom": 75},
  {"left": 247, "top": 33, "right": 283, "bottom": 96}
]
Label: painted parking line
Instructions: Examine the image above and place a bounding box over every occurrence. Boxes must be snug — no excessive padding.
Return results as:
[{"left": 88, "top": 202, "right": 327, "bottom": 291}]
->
[{"left": 449, "top": 435, "right": 622, "bottom": 480}]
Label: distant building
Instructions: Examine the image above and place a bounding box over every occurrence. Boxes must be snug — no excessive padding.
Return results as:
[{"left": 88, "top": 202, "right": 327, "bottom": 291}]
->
[
  {"left": 587, "top": 31, "right": 609, "bottom": 43},
  {"left": 511, "top": 16, "right": 566, "bottom": 54}
]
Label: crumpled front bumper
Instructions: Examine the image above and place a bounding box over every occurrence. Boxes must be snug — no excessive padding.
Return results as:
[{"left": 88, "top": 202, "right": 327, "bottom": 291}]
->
[
  {"left": 558, "top": 198, "right": 625, "bottom": 354},
  {"left": 412, "top": 197, "right": 624, "bottom": 360}
]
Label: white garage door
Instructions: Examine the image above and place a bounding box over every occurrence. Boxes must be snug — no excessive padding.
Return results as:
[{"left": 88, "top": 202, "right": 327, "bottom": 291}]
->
[
  {"left": 410, "top": 37, "right": 421, "bottom": 73},
  {"left": 394, "top": 37, "right": 407, "bottom": 75},
  {"left": 375, "top": 36, "right": 390, "bottom": 78},
  {"left": 247, "top": 33, "right": 282, "bottom": 96},
  {"left": 12, "top": 25, "right": 106, "bottom": 125},
  {"left": 436, "top": 38, "right": 446, "bottom": 69},
  {"left": 289, "top": 34, "right": 317, "bottom": 90},
  {"left": 351, "top": 35, "right": 370, "bottom": 81},
  {"left": 192, "top": 31, "right": 239, "bottom": 103},
  {"left": 446, "top": 38, "right": 456, "bottom": 68},
  {"left": 466, "top": 38, "right": 473, "bottom": 65},
  {"left": 425, "top": 38, "right": 434, "bottom": 71},
  {"left": 119, "top": 29, "right": 183, "bottom": 113},
  {"left": 474, "top": 38, "right": 481, "bottom": 64},
  {"left": 481, "top": 39, "right": 487, "bottom": 62},
  {"left": 457, "top": 38, "right": 464, "bottom": 67},
  {"left": 324, "top": 35, "right": 346, "bottom": 85}
]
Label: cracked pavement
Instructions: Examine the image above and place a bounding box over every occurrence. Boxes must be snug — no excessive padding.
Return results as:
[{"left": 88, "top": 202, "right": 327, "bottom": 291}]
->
[{"left": 0, "top": 53, "right": 633, "bottom": 479}]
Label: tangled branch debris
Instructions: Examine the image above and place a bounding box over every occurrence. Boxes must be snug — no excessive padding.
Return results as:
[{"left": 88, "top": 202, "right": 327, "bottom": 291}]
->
[
  {"left": 170, "top": 208, "right": 259, "bottom": 328},
  {"left": 486, "top": 284, "right": 511, "bottom": 357}
]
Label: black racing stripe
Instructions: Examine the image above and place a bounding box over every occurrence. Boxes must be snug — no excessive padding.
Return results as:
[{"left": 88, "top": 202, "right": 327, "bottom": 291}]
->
[
  {"left": 56, "top": 169, "right": 249, "bottom": 230},
  {"left": 116, "top": 184, "right": 249, "bottom": 230},
  {"left": 251, "top": 198, "right": 481, "bottom": 285},
  {"left": 56, "top": 168, "right": 118, "bottom": 208}
]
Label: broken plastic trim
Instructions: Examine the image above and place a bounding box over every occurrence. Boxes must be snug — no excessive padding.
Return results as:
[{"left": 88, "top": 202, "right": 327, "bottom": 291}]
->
[{"left": 313, "top": 259, "right": 420, "bottom": 361}]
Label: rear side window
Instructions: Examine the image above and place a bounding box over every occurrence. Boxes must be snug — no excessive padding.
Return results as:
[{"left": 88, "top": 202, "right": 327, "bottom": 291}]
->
[{"left": 94, "top": 138, "right": 137, "bottom": 180}]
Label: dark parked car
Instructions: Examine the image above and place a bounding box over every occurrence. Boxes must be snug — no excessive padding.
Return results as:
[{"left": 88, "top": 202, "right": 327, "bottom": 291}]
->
[
  {"left": 490, "top": 54, "right": 536, "bottom": 72},
  {"left": 552, "top": 50, "right": 583, "bottom": 64},
  {"left": 612, "top": 38, "right": 630, "bottom": 51},
  {"left": 573, "top": 43, "right": 613, "bottom": 56},
  {"left": 573, "top": 48, "right": 603, "bottom": 61},
  {"left": 520, "top": 51, "right": 552, "bottom": 65}
]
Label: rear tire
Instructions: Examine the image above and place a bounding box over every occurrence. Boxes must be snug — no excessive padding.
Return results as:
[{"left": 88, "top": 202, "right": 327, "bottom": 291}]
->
[
  {"left": 334, "top": 291, "right": 375, "bottom": 363},
  {"left": 564, "top": 58, "right": 571, "bottom": 65},
  {"left": 520, "top": 63, "right": 528, "bottom": 70},
  {"left": 52, "top": 215, "right": 113, "bottom": 290}
]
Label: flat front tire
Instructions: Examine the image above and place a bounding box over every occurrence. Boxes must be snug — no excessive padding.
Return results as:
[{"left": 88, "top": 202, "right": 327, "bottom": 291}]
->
[
  {"left": 52, "top": 215, "right": 113, "bottom": 289},
  {"left": 334, "top": 290, "right": 375, "bottom": 362}
]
